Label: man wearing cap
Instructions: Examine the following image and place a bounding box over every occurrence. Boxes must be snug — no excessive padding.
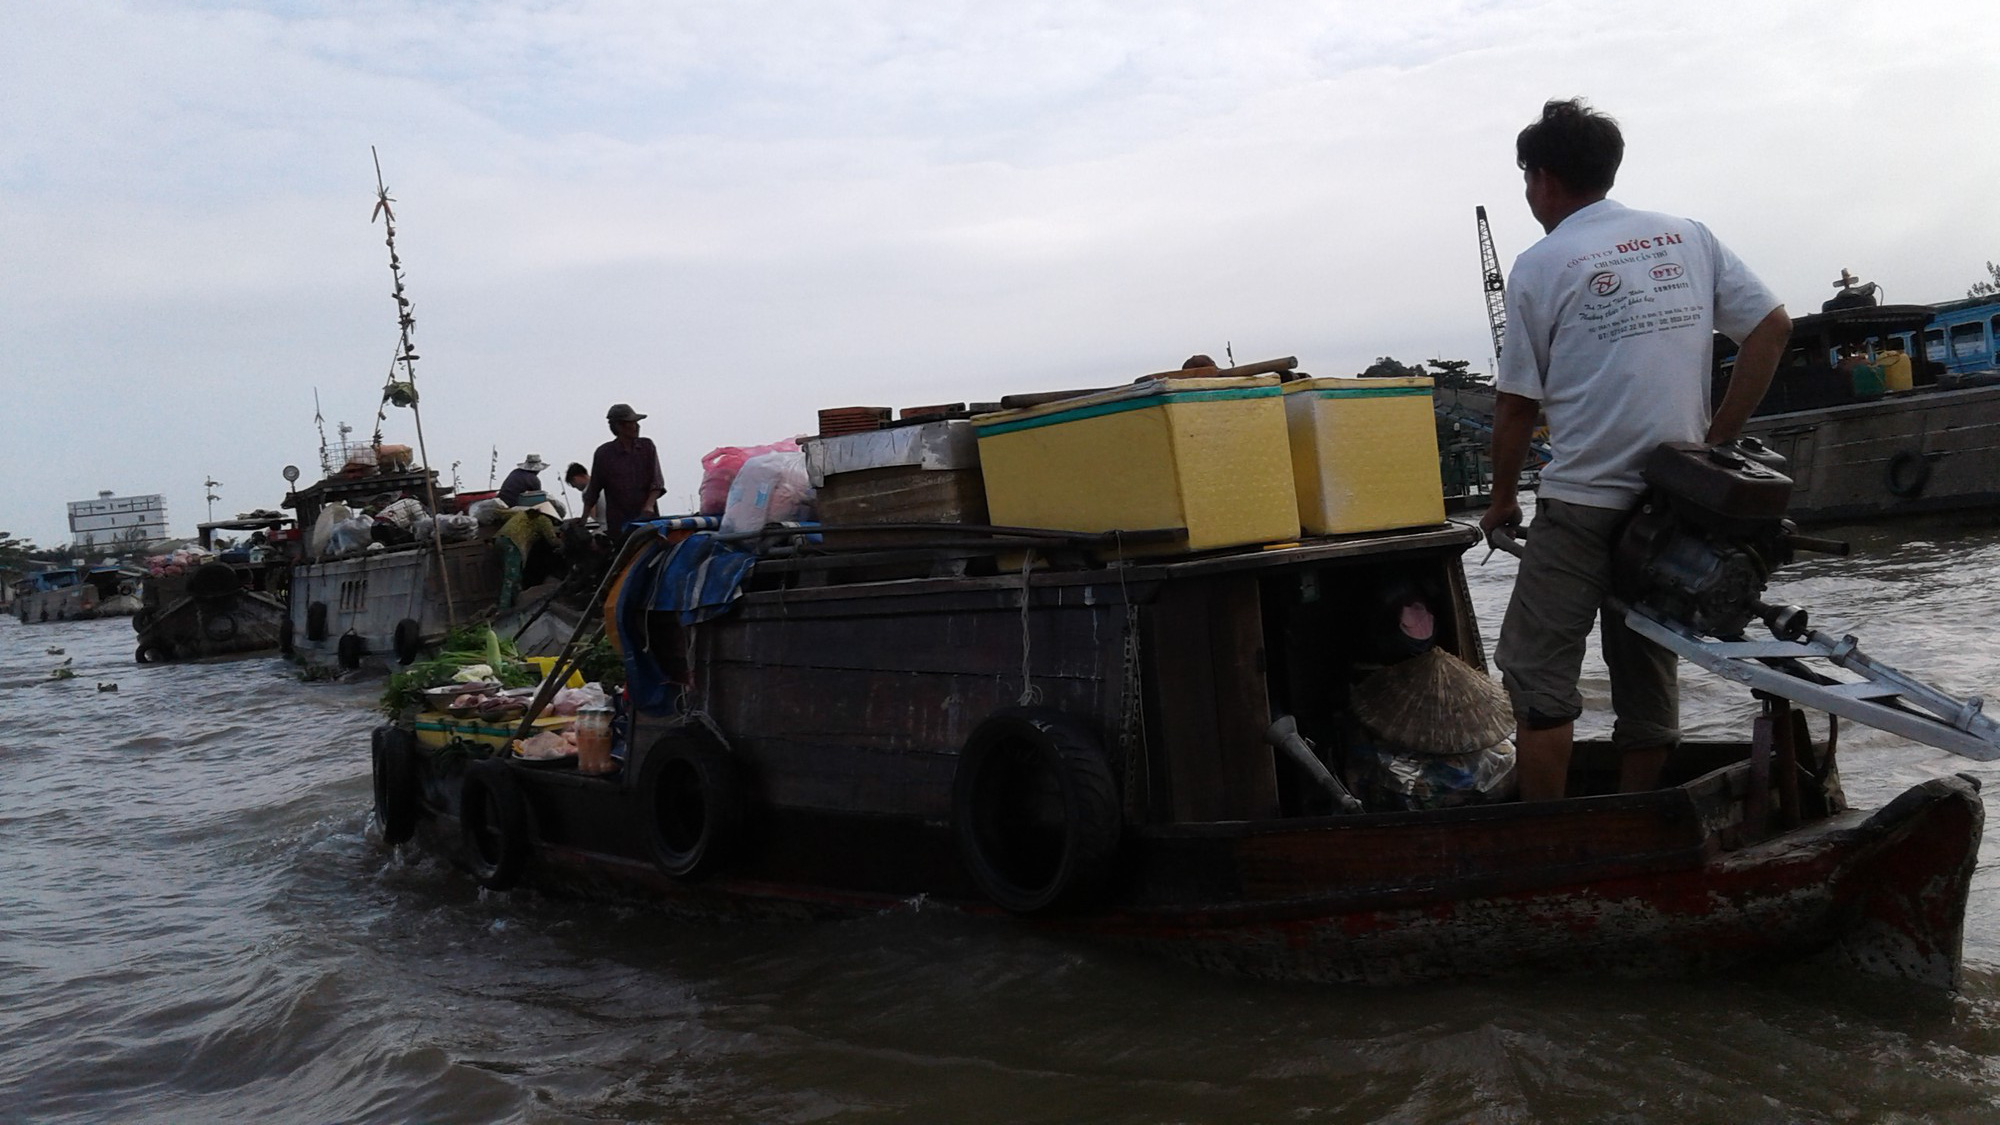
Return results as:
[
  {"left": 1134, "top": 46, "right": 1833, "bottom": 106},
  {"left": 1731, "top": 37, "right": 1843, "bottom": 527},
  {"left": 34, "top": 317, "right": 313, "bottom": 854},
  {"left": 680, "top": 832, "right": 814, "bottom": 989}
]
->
[
  {"left": 498, "top": 454, "right": 548, "bottom": 508},
  {"left": 582, "top": 403, "right": 665, "bottom": 536}
]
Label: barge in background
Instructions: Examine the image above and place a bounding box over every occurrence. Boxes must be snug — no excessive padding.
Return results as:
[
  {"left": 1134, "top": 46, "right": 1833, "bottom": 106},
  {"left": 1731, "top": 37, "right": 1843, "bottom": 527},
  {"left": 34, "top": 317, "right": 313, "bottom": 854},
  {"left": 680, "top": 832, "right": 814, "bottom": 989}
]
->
[
  {"left": 1716, "top": 301, "right": 2000, "bottom": 526},
  {"left": 371, "top": 517, "right": 1986, "bottom": 989},
  {"left": 281, "top": 458, "right": 501, "bottom": 671},
  {"left": 11, "top": 564, "right": 143, "bottom": 624},
  {"left": 133, "top": 515, "right": 296, "bottom": 663}
]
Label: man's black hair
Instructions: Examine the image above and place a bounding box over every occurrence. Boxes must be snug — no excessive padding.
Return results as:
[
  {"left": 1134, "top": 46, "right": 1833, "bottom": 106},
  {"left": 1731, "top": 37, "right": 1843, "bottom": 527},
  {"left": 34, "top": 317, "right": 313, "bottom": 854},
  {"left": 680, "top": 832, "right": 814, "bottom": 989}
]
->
[
  {"left": 565, "top": 461, "right": 588, "bottom": 480},
  {"left": 1516, "top": 98, "right": 1623, "bottom": 194}
]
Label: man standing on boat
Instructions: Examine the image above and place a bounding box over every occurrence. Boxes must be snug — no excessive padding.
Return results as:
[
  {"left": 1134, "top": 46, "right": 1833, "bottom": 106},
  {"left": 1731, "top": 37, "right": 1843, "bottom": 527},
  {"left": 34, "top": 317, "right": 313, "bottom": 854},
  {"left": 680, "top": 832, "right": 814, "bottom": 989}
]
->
[
  {"left": 1480, "top": 98, "right": 1792, "bottom": 801},
  {"left": 582, "top": 403, "right": 666, "bottom": 537}
]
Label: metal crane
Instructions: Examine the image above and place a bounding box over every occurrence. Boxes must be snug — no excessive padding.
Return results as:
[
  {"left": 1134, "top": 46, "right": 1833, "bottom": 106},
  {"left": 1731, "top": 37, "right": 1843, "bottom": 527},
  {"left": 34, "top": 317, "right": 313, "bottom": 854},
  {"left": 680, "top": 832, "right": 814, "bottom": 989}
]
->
[{"left": 1475, "top": 206, "right": 1506, "bottom": 371}]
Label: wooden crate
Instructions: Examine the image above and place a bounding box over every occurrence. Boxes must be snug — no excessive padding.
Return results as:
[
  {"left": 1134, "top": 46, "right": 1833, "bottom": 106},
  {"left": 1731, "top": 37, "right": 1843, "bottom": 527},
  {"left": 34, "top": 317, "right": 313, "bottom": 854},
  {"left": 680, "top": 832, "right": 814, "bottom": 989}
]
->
[{"left": 818, "top": 465, "right": 989, "bottom": 549}]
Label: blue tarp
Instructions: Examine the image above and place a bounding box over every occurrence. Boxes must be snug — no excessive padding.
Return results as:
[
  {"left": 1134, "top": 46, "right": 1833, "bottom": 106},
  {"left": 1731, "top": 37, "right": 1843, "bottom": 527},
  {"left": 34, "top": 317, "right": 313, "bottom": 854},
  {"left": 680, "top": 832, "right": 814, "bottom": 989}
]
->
[{"left": 615, "top": 531, "right": 758, "bottom": 715}]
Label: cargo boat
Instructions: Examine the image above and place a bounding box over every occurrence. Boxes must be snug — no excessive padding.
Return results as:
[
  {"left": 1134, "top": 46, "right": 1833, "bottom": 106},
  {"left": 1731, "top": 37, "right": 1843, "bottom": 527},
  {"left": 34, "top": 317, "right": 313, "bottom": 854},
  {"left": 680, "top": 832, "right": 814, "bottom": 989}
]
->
[
  {"left": 281, "top": 462, "right": 502, "bottom": 671},
  {"left": 1716, "top": 302, "right": 2000, "bottom": 526},
  {"left": 370, "top": 517, "right": 1985, "bottom": 990},
  {"left": 133, "top": 515, "right": 296, "bottom": 663},
  {"left": 11, "top": 564, "right": 143, "bottom": 624}
]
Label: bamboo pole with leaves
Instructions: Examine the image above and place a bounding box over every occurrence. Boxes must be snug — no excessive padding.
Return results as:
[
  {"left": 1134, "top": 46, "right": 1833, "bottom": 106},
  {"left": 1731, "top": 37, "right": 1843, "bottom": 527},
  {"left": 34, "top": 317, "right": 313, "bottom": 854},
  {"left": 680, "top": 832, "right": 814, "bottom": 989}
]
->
[{"left": 370, "top": 147, "right": 457, "bottom": 628}]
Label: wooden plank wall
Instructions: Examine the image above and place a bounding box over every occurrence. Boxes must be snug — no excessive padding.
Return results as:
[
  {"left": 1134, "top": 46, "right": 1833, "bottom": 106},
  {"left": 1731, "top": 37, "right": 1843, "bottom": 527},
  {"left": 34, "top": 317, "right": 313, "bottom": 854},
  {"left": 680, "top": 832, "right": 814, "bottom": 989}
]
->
[
  {"left": 1144, "top": 576, "right": 1280, "bottom": 823},
  {"left": 697, "top": 584, "right": 1127, "bottom": 822}
]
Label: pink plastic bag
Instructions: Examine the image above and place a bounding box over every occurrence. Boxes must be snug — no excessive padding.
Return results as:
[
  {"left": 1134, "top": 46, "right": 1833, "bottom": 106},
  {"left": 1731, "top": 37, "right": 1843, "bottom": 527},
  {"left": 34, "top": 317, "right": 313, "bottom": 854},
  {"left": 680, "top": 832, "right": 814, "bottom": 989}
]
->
[{"left": 699, "top": 439, "right": 799, "bottom": 515}]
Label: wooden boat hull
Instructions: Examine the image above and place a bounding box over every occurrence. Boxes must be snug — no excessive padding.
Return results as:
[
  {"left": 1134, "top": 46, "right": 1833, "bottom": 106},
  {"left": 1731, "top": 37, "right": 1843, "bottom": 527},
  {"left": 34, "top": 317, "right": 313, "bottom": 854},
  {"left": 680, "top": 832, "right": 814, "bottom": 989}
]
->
[
  {"left": 390, "top": 737, "right": 1980, "bottom": 989},
  {"left": 1098, "top": 776, "right": 1982, "bottom": 987},
  {"left": 373, "top": 524, "right": 1984, "bottom": 990},
  {"left": 1746, "top": 383, "right": 2000, "bottom": 526},
  {"left": 13, "top": 585, "right": 136, "bottom": 623},
  {"left": 14, "top": 586, "right": 99, "bottom": 623},
  {"left": 134, "top": 590, "right": 287, "bottom": 662}
]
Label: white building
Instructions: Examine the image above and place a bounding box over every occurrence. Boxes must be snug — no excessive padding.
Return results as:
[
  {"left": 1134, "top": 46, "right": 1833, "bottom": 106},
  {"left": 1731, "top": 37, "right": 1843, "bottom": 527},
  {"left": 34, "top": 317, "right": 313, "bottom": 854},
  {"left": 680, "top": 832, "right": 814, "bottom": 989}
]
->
[{"left": 68, "top": 490, "right": 169, "bottom": 549}]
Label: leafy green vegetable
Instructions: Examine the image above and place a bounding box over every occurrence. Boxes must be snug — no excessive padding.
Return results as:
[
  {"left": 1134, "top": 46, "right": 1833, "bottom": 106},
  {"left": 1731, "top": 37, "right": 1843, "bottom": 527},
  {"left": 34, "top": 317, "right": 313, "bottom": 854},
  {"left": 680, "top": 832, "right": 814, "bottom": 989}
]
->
[
  {"left": 379, "top": 624, "right": 537, "bottom": 715},
  {"left": 576, "top": 635, "right": 625, "bottom": 688}
]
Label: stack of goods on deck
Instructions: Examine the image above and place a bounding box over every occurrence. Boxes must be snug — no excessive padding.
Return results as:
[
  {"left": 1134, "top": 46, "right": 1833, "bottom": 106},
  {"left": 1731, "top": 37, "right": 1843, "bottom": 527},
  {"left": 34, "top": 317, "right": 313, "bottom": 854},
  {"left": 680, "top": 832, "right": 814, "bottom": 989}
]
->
[
  {"left": 803, "top": 405, "right": 990, "bottom": 542},
  {"left": 787, "top": 356, "right": 1447, "bottom": 562},
  {"left": 972, "top": 357, "right": 1447, "bottom": 553},
  {"left": 144, "top": 547, "right": 214, "bottom": 577},
  {"left": 693, "top": 353, "right": 1449, "bottom": 565},
  {"left": 308, "top": 493, "right": 480, "bottom": 560},
  {"left": 383, "top": 625, "right": 623, "bottom": 774}
]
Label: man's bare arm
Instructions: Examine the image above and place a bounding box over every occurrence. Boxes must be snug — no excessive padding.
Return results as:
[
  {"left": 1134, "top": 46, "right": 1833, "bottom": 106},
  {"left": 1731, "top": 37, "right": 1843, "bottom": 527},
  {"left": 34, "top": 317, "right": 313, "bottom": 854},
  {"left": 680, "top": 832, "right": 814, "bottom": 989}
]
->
[
  {"left": 1479, "top": 391, "right": 1541, "bottom": 538},
  {"left": 1708, "top": 306, "right": 1792, "bottom": 443}
]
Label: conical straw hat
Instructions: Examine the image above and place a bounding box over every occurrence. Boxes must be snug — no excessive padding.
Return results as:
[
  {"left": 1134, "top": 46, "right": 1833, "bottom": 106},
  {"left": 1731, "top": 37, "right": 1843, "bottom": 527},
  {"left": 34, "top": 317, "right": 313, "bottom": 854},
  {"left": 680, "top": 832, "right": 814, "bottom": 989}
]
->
[{"left": 1350, "top": 647, "right": 1513, "bottom": 756}]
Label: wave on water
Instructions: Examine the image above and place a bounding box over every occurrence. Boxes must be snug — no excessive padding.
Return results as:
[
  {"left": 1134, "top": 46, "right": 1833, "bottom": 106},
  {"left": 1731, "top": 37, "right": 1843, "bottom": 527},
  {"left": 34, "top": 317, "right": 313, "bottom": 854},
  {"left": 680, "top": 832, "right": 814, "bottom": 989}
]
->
[{"left": 6, "top": 525, "right": 2000, "bottom": 1123}]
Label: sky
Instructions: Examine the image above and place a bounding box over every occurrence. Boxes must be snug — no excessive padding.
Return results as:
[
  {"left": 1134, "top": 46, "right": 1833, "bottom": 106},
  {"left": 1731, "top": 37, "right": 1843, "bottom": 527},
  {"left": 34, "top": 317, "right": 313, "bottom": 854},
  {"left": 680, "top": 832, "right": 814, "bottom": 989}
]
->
[{"left": 3, "top": 0, "right": 1996, "bottom": 546}]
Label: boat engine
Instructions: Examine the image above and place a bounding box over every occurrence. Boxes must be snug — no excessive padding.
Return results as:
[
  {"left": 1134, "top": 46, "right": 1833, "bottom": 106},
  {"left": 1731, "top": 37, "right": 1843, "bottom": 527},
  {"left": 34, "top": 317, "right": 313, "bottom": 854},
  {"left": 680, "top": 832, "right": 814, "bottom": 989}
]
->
[
  {"left": 1610, "top": 438, "right": 1835, "bottom": 639},
  {"left": 1492, "top": 438, "right": 2000, "bottom": 760}
]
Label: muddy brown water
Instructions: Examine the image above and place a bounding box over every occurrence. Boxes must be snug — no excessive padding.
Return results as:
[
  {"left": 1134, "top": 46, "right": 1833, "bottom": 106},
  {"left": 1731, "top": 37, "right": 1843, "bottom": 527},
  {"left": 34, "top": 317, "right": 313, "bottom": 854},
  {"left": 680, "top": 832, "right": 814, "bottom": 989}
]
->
[{"left": 6, "top": 513, "right": 2000, "bottom": 1122}]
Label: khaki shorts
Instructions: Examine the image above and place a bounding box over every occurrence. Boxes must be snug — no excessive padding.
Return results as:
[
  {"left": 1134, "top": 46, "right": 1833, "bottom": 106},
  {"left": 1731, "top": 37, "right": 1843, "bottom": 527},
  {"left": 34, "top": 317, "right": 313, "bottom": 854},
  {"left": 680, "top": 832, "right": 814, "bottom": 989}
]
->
[{"left": 1493, "top": 497, "right": 1680, "bottom": 750}]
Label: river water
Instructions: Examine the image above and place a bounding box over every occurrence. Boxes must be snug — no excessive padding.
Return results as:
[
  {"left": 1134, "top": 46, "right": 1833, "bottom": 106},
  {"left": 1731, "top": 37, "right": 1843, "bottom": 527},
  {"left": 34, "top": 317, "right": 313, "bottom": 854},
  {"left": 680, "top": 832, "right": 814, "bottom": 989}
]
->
[{"left": 7, "top": 517, "right": 2000, "bottom": 1123}]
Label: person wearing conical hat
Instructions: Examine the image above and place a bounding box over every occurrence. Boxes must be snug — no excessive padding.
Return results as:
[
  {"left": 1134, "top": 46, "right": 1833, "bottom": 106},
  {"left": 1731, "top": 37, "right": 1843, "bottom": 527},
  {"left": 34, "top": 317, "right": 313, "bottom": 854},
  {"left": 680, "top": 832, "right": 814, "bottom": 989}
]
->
[{"left": 495, "top": 490, "right": 564, "bottom": 611}]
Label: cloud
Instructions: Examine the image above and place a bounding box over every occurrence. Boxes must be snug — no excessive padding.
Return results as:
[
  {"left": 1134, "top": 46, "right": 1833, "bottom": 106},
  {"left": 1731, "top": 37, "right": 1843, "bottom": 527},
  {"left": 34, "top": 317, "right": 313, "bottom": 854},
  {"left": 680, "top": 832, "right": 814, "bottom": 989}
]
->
[{"left": 1, "top": 0, "right": 1997, "bottom": 544}]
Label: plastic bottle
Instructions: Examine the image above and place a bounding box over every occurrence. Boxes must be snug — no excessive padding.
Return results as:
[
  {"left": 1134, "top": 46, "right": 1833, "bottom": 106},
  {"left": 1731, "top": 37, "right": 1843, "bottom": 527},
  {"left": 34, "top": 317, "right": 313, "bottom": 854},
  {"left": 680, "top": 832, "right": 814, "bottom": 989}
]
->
[{"left": 575, "top": 704, "right": 613, "bottom": 774}]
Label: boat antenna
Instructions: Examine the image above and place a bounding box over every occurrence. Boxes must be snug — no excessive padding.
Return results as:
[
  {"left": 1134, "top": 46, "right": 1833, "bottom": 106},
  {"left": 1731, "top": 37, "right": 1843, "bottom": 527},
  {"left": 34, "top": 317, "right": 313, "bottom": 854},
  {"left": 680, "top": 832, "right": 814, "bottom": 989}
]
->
[
  {"left": 313, "top": 388, "right": 332, "bottom": 477},
  {"left": 370, "top": 146, "right": 457, "bottom": 626},
  {"left": 489, "top": 445, "right": 499, "bottom": 489}
]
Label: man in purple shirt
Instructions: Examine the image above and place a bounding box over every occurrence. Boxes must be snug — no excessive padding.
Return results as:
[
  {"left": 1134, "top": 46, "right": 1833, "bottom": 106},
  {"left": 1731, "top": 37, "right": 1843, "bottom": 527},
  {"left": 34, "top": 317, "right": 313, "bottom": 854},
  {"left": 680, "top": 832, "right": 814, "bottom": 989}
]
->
[{"left": 581, "top": 403, "right": 665, "bottom": 535}]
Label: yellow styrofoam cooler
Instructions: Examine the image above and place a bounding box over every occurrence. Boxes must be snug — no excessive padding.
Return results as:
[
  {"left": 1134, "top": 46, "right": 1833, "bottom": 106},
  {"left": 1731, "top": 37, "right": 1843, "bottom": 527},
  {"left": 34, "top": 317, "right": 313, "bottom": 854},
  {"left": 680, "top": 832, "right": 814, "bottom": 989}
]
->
[
  {"left": 1283, "top": 376, "right": 1445, "bottom": 535},
  {"left": 973, "top": 376, "right": 1299, "bottom": 552}
]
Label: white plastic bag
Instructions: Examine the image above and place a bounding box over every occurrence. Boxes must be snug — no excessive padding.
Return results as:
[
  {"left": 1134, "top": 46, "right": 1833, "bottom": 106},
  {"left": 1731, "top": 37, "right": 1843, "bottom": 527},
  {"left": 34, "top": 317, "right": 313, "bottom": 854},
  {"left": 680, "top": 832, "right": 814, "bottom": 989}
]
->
[
  {"left": 378, "top": 497, "right": 425, "bottom": 529},
  {"left": 1345, "top": 739, "right": 1518, "bottom": 811},
  {"left": 327, "top": 516, "right": 378, "bottom": 556},
  {"left": 469, "top": 498, "right": 509, "bottom": 527},
  {"left": 309, "top": 501, "right": 352, "bottom": 558},
  {"left": 720, "top": 451, "right": 816, "bottom": 535},
  {"left": 549, "top": 683, "right": 610, "bottom": 716},
  {"left": 433, "top": 513, "right": 478, "bottom": 541}
]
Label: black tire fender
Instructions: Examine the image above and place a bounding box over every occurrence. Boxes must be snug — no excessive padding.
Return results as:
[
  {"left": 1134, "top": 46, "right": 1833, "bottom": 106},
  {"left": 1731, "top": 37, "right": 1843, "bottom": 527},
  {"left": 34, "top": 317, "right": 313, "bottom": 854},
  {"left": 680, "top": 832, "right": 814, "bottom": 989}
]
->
[
  {"left": 134, "top": 644, "right": 152, "bottom": 665},
  {"left": 186, "top": 562, "right": 241, "bottom": 600},
  {"left": 459, "top": 758, "right": 530, "bottom": 890},
  {"left": 1885, "top": 449, "right": 1932, "bottom": 498},
  {"left": 371, "top": 725, "right": 420, "bottom": 845},
  {"left": 337, "top": 632, "right": 365, "bottom": 670},
  {"left": 277, "top": 613, "right": 295, "bottom": 657},
  {"left": 203, "top": 612, "right": 239, "bottom": 643},
  {"left": 636, "top": 723, "right": 744, "bottom": 879},
  {"left": 305, "top": 601, "right": 329, "bottom": 642},
  {"left": 951, "top": 707, "right": 1122, "bottom": 916},
  {"left": 392, "top": 618, "right": 423, "bottom": 666}
]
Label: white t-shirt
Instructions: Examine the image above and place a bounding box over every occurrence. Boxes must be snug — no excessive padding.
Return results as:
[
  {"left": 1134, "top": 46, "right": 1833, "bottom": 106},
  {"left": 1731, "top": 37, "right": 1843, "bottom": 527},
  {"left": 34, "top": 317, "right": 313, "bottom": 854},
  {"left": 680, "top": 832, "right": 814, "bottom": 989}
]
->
[{"left": 1496, "top": 198, "right": 1780, "bottom": 508}]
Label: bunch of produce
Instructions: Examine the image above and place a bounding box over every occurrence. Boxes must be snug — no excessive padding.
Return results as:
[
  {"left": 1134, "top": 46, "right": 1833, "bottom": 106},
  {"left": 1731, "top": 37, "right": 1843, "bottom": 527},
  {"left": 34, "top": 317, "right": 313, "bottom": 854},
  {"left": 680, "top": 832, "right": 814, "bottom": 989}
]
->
[{"left": 379, "top": 625, "right": 540, "bottom": 715}]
